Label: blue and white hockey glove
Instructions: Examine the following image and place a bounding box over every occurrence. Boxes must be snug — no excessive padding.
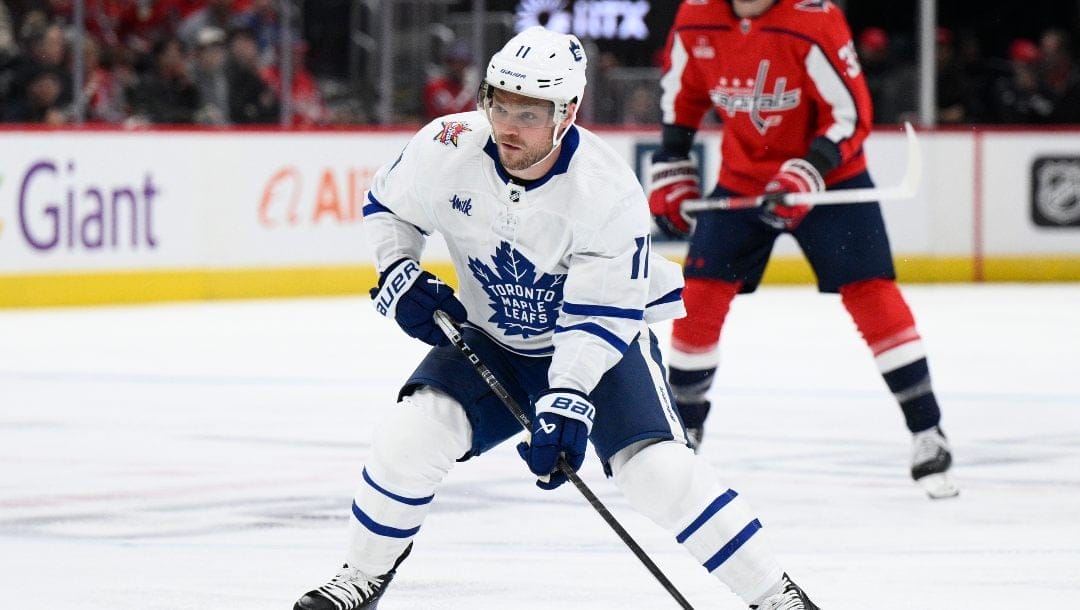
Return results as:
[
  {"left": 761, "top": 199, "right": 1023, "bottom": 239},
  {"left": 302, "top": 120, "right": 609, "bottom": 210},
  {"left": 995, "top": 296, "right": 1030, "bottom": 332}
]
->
[
  {"left": 370, "top": 258, "right": 467, "bottom": 346},
  {"left": 516, "top": 389, "right": 594, "bottom": 490}
]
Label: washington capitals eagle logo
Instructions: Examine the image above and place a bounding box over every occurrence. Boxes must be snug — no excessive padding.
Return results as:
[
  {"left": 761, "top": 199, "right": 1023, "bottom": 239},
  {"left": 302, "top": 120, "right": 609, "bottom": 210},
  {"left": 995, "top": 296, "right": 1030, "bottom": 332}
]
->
[{"left": 433, "top": 120, "right": 471, "bottom": 147}]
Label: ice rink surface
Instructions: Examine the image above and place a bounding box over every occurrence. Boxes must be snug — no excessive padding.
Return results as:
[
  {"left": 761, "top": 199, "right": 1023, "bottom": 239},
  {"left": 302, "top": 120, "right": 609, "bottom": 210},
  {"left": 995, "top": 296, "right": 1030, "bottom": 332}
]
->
[{"left": 2, "top": 284, "right": 1079, "bottom": 609}]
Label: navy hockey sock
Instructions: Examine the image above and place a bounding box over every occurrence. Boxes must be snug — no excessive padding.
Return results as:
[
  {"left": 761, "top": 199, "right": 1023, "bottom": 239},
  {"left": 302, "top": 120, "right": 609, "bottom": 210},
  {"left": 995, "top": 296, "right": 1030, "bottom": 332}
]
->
[{"left": 882, "top": 358, "right": 941, "bottom": 433}]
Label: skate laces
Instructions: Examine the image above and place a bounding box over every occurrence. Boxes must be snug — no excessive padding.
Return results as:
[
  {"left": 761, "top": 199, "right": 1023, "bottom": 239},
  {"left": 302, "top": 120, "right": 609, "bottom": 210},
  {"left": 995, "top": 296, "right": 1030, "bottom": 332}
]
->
[
  {"left": 753, "top": 575, "right": 814, "bottom": 610},
  {"left": 756, "top": 587, "right": 808, "bottom": 610},
  {"left": 318, "top": 565, "right": 383, "bottom": 605},
  {"left": 912, "top": 427, "right": 947, "bottom": 466},
  {"left": 756, "top": 592, "right": 805, "bottom": 610}
]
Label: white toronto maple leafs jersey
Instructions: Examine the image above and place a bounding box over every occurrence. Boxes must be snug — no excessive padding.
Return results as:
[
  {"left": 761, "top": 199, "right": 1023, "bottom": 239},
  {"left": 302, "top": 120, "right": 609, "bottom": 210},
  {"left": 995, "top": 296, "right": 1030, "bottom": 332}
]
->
[{"left": 364, "top": 111, "right": 685, "bottom": 395}]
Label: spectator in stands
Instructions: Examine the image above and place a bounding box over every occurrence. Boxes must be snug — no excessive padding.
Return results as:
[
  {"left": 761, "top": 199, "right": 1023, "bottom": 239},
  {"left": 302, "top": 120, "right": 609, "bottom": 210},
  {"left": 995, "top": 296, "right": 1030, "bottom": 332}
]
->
[
  {"left": 953, "top": 28, "right": 993, "bottom": 122},
  {"left": 127, "top": 36, "right": 200, "bottom": 124},
  {"left": 854, "top": 26, "right": 919, "bottom": 124},
  {"left": 621, "top": 84, "right": 660, "bottom": 125},
  {"left": 0, "top": 1, "right": 17, "bottom": 60},
  {"left": 588, "top": 51, "right": 624, "bottom": 124},
  {"left": 2, "top": 65, "right": 68, "bottom": 123},
  {"left": 231, "top": 0, "right": 279, "bottom": 68},
  {"left": 79, "top": 35, "right": 127, "bottom": 123},
  {"left": 936, "top": 27, "right": 975, "bottom": 124},
  {"left": 226, "top": 26, "right": 277, "bottom": 123},
  {"left": 1039, "top": 28, "right": 1080, "bottom": 122},
  {"left": 1039, "top": 29, "right": 1078, "bottom": 98},
  {"left": 104, "top": 0, "right": 199, "bottom": 60},
  {"left": 193, "top": 26, "right": 230, "bottom": 125},
  {"left": 858, "top": 27, "right": 900, "bottom": 123},
  {"left": 260, "top": 39, "right": 328, "bottom": 126},
  {"left": 12, "top": 23, "right": 72, "bottom": 106},
  {"left": 0, "top": 1, "right": 21, "bottom": 103},
  {"left": 422, "top": 39, "right": 477, "bottom": 120},
  {"left": 991, "top": 38, "right": 1054, "bottom": 123},
  {"left": 179, "top": 0, "right": 235, "bottom": 51}
]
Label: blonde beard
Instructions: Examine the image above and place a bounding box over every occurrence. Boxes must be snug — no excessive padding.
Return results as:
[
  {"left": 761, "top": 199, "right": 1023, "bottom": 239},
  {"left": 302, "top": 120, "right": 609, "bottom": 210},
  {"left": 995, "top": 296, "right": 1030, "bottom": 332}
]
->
[{"left": 499, "top": 141, "right": 554, "bottom": 171}]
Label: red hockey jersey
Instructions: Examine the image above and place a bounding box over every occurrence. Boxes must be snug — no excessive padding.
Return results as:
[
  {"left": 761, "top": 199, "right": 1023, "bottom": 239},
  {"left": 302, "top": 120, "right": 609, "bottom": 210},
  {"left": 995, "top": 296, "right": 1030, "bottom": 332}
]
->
[{"left": 660, "top": 0, "right": 873, "bottom": 194}]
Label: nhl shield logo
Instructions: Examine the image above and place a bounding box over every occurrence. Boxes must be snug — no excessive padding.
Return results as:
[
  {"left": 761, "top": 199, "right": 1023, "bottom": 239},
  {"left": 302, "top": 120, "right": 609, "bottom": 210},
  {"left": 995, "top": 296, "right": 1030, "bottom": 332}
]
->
[
  {"left": 509, "top": 188, "right": 521, "bottom": 202},
  {"left": 1032, "top": 156, "right": 1080, "bottom": 226},
  {"left": 434, "top": 120, "right": 471, "bottom": 147}
]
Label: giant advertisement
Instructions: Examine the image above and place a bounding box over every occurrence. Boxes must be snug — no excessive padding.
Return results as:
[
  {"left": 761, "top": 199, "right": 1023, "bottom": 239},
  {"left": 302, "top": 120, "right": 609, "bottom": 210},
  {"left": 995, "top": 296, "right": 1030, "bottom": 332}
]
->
[
  {"left": 1, "top": 126, "right": 1078, "bottom": 306},
  {"left": 0, "top": 131, "right": 407, "bottom": 273}
]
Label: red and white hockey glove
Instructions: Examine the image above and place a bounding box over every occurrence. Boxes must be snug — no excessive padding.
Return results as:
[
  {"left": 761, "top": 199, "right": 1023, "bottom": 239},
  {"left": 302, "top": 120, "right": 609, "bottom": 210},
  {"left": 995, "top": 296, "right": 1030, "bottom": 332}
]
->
[
  {"left": 759, "top": 158, "right": 824, "bottom": 231},
  {"left": 647, "top": 155, "right": 700, "bottom": 239}
]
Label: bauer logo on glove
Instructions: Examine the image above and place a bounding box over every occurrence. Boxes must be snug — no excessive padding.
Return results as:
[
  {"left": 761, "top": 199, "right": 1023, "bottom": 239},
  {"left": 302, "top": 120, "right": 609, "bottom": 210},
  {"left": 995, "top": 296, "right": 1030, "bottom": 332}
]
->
[{"left": 371, "top": 258, "right": 467, "bottom": 346}]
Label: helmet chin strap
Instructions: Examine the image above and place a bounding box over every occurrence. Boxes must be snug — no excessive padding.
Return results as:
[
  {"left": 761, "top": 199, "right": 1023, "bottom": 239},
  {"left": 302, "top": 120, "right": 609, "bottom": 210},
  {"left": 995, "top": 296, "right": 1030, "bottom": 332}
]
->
[{"left": 529, "top": 109, "right": 575, "bottom": 171}]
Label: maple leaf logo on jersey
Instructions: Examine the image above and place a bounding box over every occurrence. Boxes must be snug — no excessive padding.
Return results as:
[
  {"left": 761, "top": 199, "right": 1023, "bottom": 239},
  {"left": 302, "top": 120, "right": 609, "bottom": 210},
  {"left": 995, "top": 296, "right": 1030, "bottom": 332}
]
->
[
  {"left": 433, "top": 120, "right": 471, "bottom": 147},
  {"left": 467, "top": 241, "right": 565, "bottom": 338}
]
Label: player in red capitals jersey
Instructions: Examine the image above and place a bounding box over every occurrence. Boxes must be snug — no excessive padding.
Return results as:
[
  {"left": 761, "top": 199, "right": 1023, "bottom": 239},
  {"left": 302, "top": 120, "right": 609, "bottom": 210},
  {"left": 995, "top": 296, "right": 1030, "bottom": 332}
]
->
[{"left": 647, "top": 0, "right": 958, "bottom": 499}]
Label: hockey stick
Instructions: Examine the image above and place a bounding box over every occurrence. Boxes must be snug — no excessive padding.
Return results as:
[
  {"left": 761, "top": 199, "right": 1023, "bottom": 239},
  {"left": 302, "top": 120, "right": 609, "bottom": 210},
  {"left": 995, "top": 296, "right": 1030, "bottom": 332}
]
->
[
  {"left": 681, "top": 121, "right": 923, "bottom": 213},
  {"left": 433, "top": 310, "right": 695, "bottom": 610}
]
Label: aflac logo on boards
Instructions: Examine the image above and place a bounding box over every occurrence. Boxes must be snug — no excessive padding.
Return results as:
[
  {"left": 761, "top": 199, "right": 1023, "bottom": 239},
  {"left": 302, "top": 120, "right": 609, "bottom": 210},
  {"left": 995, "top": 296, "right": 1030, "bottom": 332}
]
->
[
  {"left": 467, "top": 241, "right": 565, "bottom": 338},
  {"left": 259, "top": 166, "right": 373, "bottom": 227}
]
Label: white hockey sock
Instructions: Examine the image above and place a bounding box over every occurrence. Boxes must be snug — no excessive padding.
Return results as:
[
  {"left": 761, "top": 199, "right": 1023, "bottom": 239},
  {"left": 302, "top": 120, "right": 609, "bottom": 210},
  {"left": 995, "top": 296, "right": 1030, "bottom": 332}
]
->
[
  {"left": 613, "top": 441, "right": 783, "bottom": 604},
  {"left": 345, "top": 387, "right": 472, "bottom": 575}
]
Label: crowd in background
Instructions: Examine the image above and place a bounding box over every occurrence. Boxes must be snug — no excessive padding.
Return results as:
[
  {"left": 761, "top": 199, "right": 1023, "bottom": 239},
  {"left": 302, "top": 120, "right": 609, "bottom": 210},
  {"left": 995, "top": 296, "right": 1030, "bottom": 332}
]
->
[
  {"left": 857, "top": 25, "right": 1080, "bottom": 124},
  {"left": 1, "top": 0, "right": 1079, "bottom": 127},
  {"left": 0, "top": 0, "right": 328, "bottom": 125}
]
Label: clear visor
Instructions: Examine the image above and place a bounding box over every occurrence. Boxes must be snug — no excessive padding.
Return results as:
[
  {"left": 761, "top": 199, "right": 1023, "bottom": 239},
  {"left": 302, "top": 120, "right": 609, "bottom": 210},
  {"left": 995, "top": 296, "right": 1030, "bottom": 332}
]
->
[{"left": 480, "top": 84, "right": 557, "bottom": 129}]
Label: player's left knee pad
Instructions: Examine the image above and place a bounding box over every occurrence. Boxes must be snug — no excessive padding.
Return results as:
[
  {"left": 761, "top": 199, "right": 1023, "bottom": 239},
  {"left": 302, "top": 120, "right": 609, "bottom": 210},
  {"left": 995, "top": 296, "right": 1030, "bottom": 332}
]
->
[
  {"left": 612, "top": 440, "right": 781, "bottom": 602},
  {"left": 841, "top": 279, "right": 942, "bottom": 431},
  {"left": 612, "top": 440, "right": 733, "bottom": 529},
  {"left": 840, "top": 278, "right": 930, "bottom": 373},
  {"left": 347, "top": 387, "right": 472, "bottom": 574},
  {"left": 363, "top": 386, "right": 472, "bottom": 497},
  {"left": 840, "top": 278, "right": 916, "bottom": 345}
]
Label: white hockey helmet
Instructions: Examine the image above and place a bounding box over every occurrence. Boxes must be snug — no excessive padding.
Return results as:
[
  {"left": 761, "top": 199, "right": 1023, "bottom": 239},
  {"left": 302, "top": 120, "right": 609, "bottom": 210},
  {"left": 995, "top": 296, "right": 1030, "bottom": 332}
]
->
[{"left": 479, "top": 26, "right": 588, "bottom": 131}]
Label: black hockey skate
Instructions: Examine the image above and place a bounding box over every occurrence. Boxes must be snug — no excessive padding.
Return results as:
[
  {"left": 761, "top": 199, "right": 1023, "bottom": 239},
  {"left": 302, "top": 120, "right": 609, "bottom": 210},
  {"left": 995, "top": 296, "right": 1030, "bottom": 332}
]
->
[
  {"left": 750, "top": 573, "right": 820, "bottom": 610},
  {"left": 910, "top": 426, "right": 959, "bottom": 499},
  {"left": 294, "top": 544, "right": 412, "bottom": 610}
]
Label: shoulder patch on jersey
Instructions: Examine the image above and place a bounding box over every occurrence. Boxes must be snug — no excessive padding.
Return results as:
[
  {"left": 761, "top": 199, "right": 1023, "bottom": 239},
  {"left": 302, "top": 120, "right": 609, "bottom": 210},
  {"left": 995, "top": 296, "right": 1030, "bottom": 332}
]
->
[
  {"left": 433, "top": 120, "right": 472, "bottom": 147},
  {"left": 691, "top": 34, "right": 716, "bottom": 59},
  {"left": 467, "top": 241, "right": 565, "bottom": 339},
  {"left": 794, "top": 0, "right": 830, "bottom": 12}
]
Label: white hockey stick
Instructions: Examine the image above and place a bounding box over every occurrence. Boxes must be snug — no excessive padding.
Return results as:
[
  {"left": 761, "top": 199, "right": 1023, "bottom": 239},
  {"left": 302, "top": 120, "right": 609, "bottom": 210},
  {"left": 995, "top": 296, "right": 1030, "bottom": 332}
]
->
[{"left": 681, "top": 121, "right": 922, "bottom": 213}]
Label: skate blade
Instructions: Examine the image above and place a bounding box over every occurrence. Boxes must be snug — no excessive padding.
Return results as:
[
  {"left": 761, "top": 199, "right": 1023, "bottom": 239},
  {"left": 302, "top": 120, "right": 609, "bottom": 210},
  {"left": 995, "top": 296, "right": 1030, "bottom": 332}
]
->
[{"left": 917, "top": 472, "right": 959, "bottom": 499}]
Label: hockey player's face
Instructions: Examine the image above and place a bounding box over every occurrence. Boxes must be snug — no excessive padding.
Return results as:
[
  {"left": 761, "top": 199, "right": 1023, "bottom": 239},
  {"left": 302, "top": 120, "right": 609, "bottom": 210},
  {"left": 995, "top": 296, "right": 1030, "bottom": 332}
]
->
[
  {"left": 488, "top": 90, "right": 559, "bottom": 171},
  {"left": 731, "top": 0, "right": 776, "bottom": 18}
]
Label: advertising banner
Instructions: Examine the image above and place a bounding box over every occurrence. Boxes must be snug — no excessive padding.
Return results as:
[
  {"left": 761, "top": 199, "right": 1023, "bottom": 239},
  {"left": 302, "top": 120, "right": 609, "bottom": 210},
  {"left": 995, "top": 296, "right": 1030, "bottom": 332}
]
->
[{"left": 1, "top": 126, "right": 1078, "bottom": 306}]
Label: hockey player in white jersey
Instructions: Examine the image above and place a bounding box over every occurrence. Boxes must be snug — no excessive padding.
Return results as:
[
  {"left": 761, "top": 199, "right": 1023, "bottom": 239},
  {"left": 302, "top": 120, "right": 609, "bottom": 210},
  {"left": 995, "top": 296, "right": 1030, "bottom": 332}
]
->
[{"left": 293, "top": 26, "right": 820, "bottom": 610}]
